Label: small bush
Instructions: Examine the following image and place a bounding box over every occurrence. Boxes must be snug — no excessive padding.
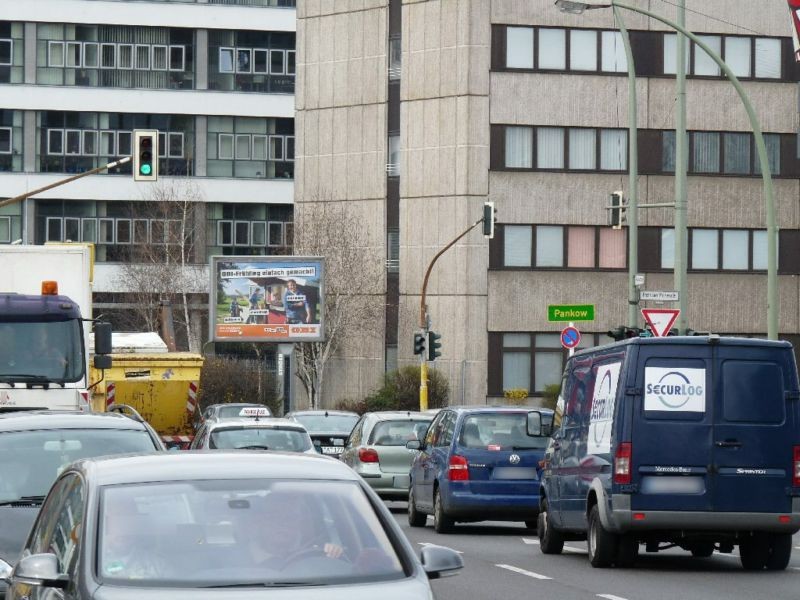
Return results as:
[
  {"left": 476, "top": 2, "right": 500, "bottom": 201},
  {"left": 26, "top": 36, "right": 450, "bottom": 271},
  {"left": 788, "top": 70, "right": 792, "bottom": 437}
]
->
[
  {"left": 540, "top": 383, "right": 561, "bottom": 411},
  {"left": 335, "top": 366, "right": 449, "bottom": 414},
  {"left": 199, "top": 356, "right": 281, "bottom": 416}
]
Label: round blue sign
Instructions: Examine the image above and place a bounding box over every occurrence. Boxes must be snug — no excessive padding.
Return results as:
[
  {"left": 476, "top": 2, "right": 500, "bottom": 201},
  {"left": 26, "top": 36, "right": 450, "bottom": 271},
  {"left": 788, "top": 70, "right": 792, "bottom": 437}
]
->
[{"left": 561, "top": 326, "right": 581, "bottom": 349}]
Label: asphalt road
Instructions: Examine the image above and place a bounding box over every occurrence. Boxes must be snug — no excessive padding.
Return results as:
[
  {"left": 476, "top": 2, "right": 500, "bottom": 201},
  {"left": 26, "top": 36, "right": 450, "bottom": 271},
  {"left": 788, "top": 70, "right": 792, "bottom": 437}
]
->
[{"left": 386, "top": 502, "right": 800, "bottom": 600}]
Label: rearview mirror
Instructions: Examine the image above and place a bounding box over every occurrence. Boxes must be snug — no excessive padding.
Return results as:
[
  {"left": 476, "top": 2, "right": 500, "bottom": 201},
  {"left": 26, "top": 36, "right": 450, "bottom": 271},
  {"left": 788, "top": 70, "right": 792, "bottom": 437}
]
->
[
  {"left": 420, "top": 545, "right": 463, "bottom": 579},
  {"left": 12, "top": 553, "right": 68, "bottom": 589},
  {"left": 94, "top": 322, "right": 113, "bottom": 355},
  {"left": 526, "top": 411, "right": 542, "bottom": 437},
  {"left": 44, "top": 440, "right": 82, "bottom": 452}
]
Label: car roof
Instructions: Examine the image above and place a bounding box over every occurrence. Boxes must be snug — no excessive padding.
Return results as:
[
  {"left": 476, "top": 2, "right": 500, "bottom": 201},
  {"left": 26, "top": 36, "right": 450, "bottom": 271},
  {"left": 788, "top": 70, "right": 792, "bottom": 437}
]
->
[
  {"left": 71, "top": 451, "right": 357, "bottom": 486},
  {"left": 443, "top": 405, "right": 556, "bottom": 415},
  {"left": 368, "top": 411, "right": 432, "bottom": 421},
  {"left": 0, "top": 410, "right": 149, "bottom": 432},
  {"left": 287, "top": 410, "right": 358, "bottom": 417},
  {"left": 206, "top": 417, "right": 306, "bottom": 431},
  {"left": 572, "top": 335, "right": 792, "bottom": 357},
  {"left": 209, "top": 403, "right": 266, "bottom": 411}
]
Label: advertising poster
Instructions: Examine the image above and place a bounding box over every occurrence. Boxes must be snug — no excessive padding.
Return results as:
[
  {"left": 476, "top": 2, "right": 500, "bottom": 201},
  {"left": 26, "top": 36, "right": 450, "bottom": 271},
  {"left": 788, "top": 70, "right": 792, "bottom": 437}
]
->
[{"left": 210, "top": 256, "right": 324, "bottom": 342}]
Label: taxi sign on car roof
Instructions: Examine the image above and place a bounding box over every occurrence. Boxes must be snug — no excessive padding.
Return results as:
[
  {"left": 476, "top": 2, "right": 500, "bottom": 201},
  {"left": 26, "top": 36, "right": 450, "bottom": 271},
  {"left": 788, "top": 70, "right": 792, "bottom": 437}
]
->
[{"left": 240, "top": 407, "right": 270, "bottom": 418}]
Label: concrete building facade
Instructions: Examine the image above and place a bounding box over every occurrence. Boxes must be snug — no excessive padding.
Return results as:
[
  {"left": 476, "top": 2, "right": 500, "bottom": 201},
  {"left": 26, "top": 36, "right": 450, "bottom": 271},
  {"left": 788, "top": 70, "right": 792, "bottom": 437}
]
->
[{"left": 297, "top": 0, "right": 800, "bottom": 406}]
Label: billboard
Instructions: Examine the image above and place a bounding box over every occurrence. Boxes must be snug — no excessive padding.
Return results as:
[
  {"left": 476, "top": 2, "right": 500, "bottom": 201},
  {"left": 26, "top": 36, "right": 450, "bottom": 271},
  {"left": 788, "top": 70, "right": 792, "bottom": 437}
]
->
[{"left": 210, "top": 256, "right": 324, "bottom": 343}]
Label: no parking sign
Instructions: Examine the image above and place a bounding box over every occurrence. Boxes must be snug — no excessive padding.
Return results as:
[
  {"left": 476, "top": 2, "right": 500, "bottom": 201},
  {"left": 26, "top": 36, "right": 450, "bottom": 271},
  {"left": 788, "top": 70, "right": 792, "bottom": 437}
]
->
[{"left": 561, "top": 326, "right": 581, "bottom": 350}]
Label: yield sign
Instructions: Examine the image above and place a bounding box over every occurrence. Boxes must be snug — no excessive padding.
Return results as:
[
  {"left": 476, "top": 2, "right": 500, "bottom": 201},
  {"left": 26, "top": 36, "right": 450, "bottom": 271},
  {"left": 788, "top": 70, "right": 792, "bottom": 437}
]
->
[{"left": 641, "top": 309, "right": 680, "bottom": 337}]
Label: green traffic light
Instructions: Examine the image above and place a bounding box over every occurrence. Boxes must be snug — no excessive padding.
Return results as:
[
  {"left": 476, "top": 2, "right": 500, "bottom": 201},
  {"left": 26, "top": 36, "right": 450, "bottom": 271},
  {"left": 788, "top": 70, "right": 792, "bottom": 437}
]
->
[{"left": 140, "top": 164, "right": 152, "bottom": 176}]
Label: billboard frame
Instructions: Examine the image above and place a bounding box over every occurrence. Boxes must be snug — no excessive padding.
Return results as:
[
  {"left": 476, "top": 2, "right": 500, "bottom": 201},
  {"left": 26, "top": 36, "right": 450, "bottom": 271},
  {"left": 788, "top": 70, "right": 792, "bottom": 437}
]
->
[{"left": 209, "top": 255, "right": 325, "bottom": 344}]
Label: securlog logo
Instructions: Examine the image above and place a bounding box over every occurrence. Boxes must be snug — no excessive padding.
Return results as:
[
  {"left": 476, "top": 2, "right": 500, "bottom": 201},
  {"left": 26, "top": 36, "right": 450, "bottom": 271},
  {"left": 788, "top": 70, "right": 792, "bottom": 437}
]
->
[
  {"left": 646, "top": 371, "right": 704, "bottom": 410},
  {"left": 591, "top": 370, "right": 615, "bottom": 445}
]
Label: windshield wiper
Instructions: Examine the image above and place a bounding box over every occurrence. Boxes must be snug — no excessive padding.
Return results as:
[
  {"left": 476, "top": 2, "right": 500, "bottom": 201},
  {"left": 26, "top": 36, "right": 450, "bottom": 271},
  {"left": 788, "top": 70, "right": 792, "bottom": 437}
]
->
[
  {"left": 237, "top": 444, "right": 270, "bottom": 450},
  {"left": 202, "top": 582, "right": 326, "bottom": 588},
  {"left": 0, "top": 495, "right": 46, "bottom": 507}
]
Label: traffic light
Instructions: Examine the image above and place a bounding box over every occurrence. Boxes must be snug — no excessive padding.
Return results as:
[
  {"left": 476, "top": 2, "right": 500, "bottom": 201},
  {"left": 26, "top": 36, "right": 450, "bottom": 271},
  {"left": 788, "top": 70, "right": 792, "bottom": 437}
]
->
[
  {"left": 427, "top": 331, "right": 442, "bottom": 361},
  {"left": 483, "top": 202, "right": 497, "bottom": 238},
  {"left": 608, "top": 191, "right": 626, "bottom": 230},
  {"left": 607, "top": 326, "right": 646, "bottom": 341},
  {"left": 133, "top": 130, "right": 158, "bottom": 182},
  {"left": 413, "top": 332, "right": 426, "bottom": 356}
]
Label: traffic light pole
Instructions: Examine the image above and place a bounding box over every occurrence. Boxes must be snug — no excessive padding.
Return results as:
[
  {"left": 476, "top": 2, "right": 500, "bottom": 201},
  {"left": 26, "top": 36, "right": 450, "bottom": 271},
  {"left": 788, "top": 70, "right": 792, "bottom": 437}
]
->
[
  {"left": 0, "top": 156, "right": 132, "bottom": 210},
  {"left": 419, "top": 214, "right": 486, "bottom": 411}
]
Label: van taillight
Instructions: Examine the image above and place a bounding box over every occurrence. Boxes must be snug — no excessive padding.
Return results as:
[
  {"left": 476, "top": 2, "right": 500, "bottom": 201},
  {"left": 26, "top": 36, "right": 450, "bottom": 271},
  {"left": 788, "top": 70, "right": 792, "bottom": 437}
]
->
[
  {"left": 448, "top": 455, "right": 470, "bottom": 481},
  {"left": 793, "top": 446, "right": 800, "bottom": 487},
  {"left": 614, "top": 442, "right": 632, "bottom": 485},
  {"left": 359, "top": 448, "right": 379, "bottom": 463}
]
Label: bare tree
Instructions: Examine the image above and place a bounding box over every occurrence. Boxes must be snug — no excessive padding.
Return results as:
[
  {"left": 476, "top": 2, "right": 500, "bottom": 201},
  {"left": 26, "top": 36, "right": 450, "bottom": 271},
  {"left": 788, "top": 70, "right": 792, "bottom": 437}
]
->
[
  {"left": 293, "top": 202, "right": 384, "bottom": 408},
  {"left": 115, "top": 180, "right": 205, "bottom": 351}
]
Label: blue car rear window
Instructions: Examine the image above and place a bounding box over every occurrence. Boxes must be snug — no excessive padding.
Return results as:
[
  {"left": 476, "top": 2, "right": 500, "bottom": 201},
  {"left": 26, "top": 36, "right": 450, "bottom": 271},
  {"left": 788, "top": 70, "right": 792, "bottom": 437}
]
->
[{"left": 459, "top": 413, "right": 548, "bottom": 449}]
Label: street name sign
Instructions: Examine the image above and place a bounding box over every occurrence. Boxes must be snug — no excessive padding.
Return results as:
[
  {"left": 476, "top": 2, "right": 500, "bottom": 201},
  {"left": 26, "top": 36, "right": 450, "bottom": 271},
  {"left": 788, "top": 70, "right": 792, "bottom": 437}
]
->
[
  {"left": 641, "top": 308, "right": 680, "bottom": 337},
  {"left": 640, "top": 290, "right": 679, "bottom": 302},
  {"left": 548, "top": 304, "right": 595, "bottom": 322}
]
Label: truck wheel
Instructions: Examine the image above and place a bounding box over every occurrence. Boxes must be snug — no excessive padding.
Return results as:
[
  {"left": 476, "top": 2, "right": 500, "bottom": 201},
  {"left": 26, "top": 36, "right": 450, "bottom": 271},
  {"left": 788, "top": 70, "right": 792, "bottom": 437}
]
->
[
  {"left": 739, "top": 534, "right": 769, "bottom": 570},
  {"left": 615, "top": 534, "right": 638, "bottom": 567},
  {"left": 408, "top": 487, "right": 427, "bottom": 527},
  {"left": 587, "top": 505, "right": 617, "bottom": 568},
  {"left": 538, "top": 500, "right": 564, "bottom": 555},
  {"left": 765, "top": 533, "right": 792, "bottom": 571},
  {"left": 433, "top": 489, "right": 455, "bottom": 534},
  {"left": 690, "top": 542, "right": 715, "bottom": 558}
]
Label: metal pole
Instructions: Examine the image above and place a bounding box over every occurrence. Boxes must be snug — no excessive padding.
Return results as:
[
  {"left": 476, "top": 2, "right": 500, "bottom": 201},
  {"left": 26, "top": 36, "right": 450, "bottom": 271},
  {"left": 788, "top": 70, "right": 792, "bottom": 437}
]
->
[
  {"left": 0, "top": 157, "right": 132, "bottom": 209},
  {"left": 613, "top": 6, "right": 638, "bottom": 329},
  {"left": 613, "top": 1, "right": 777, "bottom": 338},
  {"left": 673, "top": 0, "right": 689, "bottom": 334}
]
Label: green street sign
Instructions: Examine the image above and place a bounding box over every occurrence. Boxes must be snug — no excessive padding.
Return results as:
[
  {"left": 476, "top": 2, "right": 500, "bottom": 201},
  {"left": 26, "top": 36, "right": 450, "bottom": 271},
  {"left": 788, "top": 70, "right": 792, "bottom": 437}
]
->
[{"left": 548, "top": 304, "right": 595, "bottom": 322}]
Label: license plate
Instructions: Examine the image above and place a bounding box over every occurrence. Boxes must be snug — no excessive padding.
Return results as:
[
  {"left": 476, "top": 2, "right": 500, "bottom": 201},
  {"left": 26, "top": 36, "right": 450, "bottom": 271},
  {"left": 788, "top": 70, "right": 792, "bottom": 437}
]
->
[
  {"left": 321, "top": 446, "right": 343, "bottom": 455},
  {"left": 493, "top": 467, "right": 537, "bottom": 480}
]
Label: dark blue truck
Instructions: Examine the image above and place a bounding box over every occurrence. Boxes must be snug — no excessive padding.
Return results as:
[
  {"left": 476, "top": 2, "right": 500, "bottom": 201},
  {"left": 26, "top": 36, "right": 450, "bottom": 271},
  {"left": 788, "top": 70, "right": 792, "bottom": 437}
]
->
[{"left": 538, "top": 336, "right": 800, "bottom": 570}]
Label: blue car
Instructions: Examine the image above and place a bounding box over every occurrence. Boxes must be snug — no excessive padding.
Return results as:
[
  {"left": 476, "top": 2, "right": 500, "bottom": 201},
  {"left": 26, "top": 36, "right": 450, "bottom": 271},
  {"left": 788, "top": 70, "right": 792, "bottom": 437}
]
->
[{"left": 407, "top": 406, "right": 554, "bottom": 533}]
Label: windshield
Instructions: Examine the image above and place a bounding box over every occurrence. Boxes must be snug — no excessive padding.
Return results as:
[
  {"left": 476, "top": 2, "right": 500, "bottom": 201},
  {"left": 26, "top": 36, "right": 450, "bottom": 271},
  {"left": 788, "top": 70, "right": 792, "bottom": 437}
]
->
[
  {"left": 0, "top": 429, "right": 156, "bottom": 502},
  {"left": 0, "top": 320, "right": 84, "bottom": 382},
  {"left": 292, "top": 414, "right": 358, "bottom": 433},
  {"left": 98, "top": 479, "right": 406, "bottom": 587},
  {"left": 370, "top": 420, "right": 431, "bottom": 446},
  {"left": 459, "top": 413, "right": 550, "bottom": 450},
  {"left": 217, "top": 405, "right": 270, "bottom": 419},
  {"left": 209, "top": 427, "right": 312, "bottom": 452}
]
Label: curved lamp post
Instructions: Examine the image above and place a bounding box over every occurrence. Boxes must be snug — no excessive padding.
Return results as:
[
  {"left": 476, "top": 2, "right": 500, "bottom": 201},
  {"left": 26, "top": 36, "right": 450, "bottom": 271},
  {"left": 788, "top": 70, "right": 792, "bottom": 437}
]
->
[{"left": 556, "top": 0, "right": 778, "bottom": 340}]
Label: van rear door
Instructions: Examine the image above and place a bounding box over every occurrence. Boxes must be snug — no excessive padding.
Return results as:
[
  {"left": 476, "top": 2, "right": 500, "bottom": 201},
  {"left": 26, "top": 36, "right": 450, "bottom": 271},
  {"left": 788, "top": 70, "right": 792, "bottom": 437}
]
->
[
  {"left": 711, "top": 343, "right": 796, "bottom": 513},
  {"left": 630, "top": 343, "right": 713, "bottom": 512}
]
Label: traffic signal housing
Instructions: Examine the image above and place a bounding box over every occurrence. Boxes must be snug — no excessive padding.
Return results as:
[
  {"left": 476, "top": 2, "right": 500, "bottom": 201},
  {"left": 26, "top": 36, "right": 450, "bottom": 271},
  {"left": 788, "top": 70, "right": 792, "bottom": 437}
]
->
[
  {"left": 427, "top": 331, "right": 442, "bottom": 361},
  {"left": 608, "top": 191, "right": 626, "bottom": 230},
  {"left": 483, "top": 202, "right": 496, "bottom": 239},
  {"left": 607, "top": 326, "right": 649, "bottom": 341},
  {"left": 413, "top": 332, "right": 426, "bottom": 356},
  {"left": 133, "top": 130, "right": 158, "bottom": 182}
]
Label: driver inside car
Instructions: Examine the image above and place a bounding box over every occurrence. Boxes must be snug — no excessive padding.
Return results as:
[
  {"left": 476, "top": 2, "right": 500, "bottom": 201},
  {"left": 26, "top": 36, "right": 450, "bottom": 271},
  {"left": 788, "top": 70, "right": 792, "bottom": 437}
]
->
[{"left": 248, "top": 492, "right": 345, "bottom": 569}]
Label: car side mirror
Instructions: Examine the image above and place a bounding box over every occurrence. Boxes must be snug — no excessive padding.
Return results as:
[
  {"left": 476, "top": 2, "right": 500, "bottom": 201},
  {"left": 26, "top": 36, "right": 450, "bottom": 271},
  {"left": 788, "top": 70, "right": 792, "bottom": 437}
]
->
[
  {"left": 526, "top": 411, "right": 543, "bottom": 437},
  {"left": 12, "top": 553, "right": 68, "bottom": 589},
  {"left": 94, "top": 322, "right": 113, "bottom": 355},
  {"left": 420, "top": 545, "right": 463, "bottom": 580},
  {"left": 406, "top": 440, "right": 422, "bottom": 451}
]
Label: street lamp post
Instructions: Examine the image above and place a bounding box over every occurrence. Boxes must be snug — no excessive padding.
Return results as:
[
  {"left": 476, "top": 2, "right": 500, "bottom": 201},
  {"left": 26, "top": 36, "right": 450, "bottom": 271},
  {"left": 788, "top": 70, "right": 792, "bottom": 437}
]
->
[{"left": 555, "top": 0, "right": 778, "bottom": 340}]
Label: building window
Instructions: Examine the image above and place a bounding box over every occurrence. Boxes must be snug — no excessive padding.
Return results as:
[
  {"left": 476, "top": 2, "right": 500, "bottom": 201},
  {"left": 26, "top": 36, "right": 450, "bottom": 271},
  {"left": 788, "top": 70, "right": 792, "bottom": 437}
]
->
[
  {"left": 664, "top": 33, "right": 782, "bottom": 80},
  {"left": 503, "top": 225, "right": 532, "bottom": 267},
  {"left": 209, "top": 30, "right": 295, "bottom": 93},
  {"left": 568, "top": 129, "right": 595, "bottom": 170},
  {"left": 601, "top": 31, "right": 627, "bottom": 72},
  {"left": 0, "top": 23, "right": 24, "bottom": 84},
  {"left": 570, "top": 29, "right": 597, "bottom": 71},
  {"left": 0, "top": 127, "right": 11, "bottom": 154},
  {"left": 388, "top": 35, "right": 402, "bottom": 78},
  {"left": 723, "top": 132, "right": 750, "bottom": 174},
  {"left": 538, "top": 28, "right": 566, "bottom": 70},
  {"left": 208, "top": 116, "right": 294, "bottom": 179},
  {"left": 206, "top": 203, "right": 293, "bottom": 258},
  {"left": 661, "top": 129, "right": 782, "bottom": 177},
  {"left": 0, "top": 216, "right": 11, "bottom": 244},
  {"left": 691, "top": 229, "right": 718, "bottom": 269},
  {"left": 507, "top": 27, "right": 534, "bottom": 69},
  {"left": 387, "top": 134, "right": 400, "bottom": 177},
  {"left": 505, "top": 126, "right": 533, "bottom": 168},
  {"left": 536, "top": 226, "right": 563, "bottom": 267},
  {"left": 501, "top": 334, "right": 563, "bottom": 394},
  {"left": 537, "top": 127, "right": 564, "bottom": 169},
  {"left": 0, "top": 39, "right": 11, "bottom": 66}
]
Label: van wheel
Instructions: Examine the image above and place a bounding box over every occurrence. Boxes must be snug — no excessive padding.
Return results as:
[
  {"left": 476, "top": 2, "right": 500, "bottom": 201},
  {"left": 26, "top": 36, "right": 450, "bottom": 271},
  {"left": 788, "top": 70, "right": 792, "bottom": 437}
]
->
[
  {"left": 408, "top": 487, "right": 427, "bottom": 528},
  {"left": 740, "top": 534, "right": 770, "bottom": 570},
  {"left": 615, "top": 534, "right": 638, "bottom": 567},
  {"left": 765, "top": 534, "right": 792, "bottom": 571},
  {"left": 433, "top": 489, "right": 454, "bottom": 534},
  {"left": 690, "top": 542, "right": 715, "bottom": 558},
  {"left": 587, "top": 505, "right": 617, "bottom": 568},
  {"left": 538, "top": 501, "right": 564, "bottom": 555}
]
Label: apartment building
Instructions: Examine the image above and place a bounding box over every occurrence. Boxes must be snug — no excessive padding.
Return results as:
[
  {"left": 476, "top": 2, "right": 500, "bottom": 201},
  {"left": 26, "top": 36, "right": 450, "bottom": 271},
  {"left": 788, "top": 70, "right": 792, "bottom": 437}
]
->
[
  {"left": 0, "top": 0, "right": 296, "bottom": 346},
  {"left": 297, "top": 0, "right": 800, "bottom": 406}
]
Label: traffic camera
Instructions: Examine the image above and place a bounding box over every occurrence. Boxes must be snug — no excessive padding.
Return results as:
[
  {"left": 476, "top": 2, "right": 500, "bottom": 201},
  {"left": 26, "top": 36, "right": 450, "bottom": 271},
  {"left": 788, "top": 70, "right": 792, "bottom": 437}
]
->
[
  {"left": 133, "top": 130, "right": 158, "bottom": 182},
  {"left": 413, "top": 332, "right": 426, "bottom": 356},
  {"left": 608, "top": 191, "right": 626, "bottom": 230},
  {"left": 482, "top": 202, "right": 496, "bottom": 239},
  {"left": 427, "top": 331, "right": 442, "bottom": 361}
]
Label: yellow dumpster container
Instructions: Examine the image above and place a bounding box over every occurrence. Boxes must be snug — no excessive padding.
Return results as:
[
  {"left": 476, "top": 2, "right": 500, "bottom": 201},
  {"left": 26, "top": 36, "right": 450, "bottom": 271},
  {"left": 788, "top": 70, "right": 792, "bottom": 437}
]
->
[{"left": 90, "top": 353, "right": 204, "bottom": 443}]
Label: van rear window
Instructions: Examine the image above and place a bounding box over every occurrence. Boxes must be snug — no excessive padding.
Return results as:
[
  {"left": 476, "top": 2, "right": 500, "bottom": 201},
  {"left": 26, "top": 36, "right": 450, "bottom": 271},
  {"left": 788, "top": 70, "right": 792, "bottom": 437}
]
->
[{"left": 722, "top": 360, "right": 784, "bottom": 424}]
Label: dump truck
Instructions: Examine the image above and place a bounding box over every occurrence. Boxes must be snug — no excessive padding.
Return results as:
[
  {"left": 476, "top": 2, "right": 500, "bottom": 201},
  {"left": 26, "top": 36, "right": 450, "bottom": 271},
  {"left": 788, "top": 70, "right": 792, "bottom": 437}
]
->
[
  {"left": 0, "top": 244, "right": 112, "bottom": 411},
  {"left": 90, "top": 332, "right": 204, "bottom": 448}
]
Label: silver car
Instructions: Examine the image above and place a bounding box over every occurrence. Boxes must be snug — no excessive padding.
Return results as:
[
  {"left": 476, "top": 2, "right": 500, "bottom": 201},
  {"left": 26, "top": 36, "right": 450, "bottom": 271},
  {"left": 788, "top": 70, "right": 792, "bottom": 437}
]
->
[
  {"left": 190, "top": 416, "right": 316, "bottom": 454},
  {"left": 5, "top": 452, "right": 462, "bottom": 598},
  {"left": 341, "top": 411, "right": 433, "bottom": 500}
]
